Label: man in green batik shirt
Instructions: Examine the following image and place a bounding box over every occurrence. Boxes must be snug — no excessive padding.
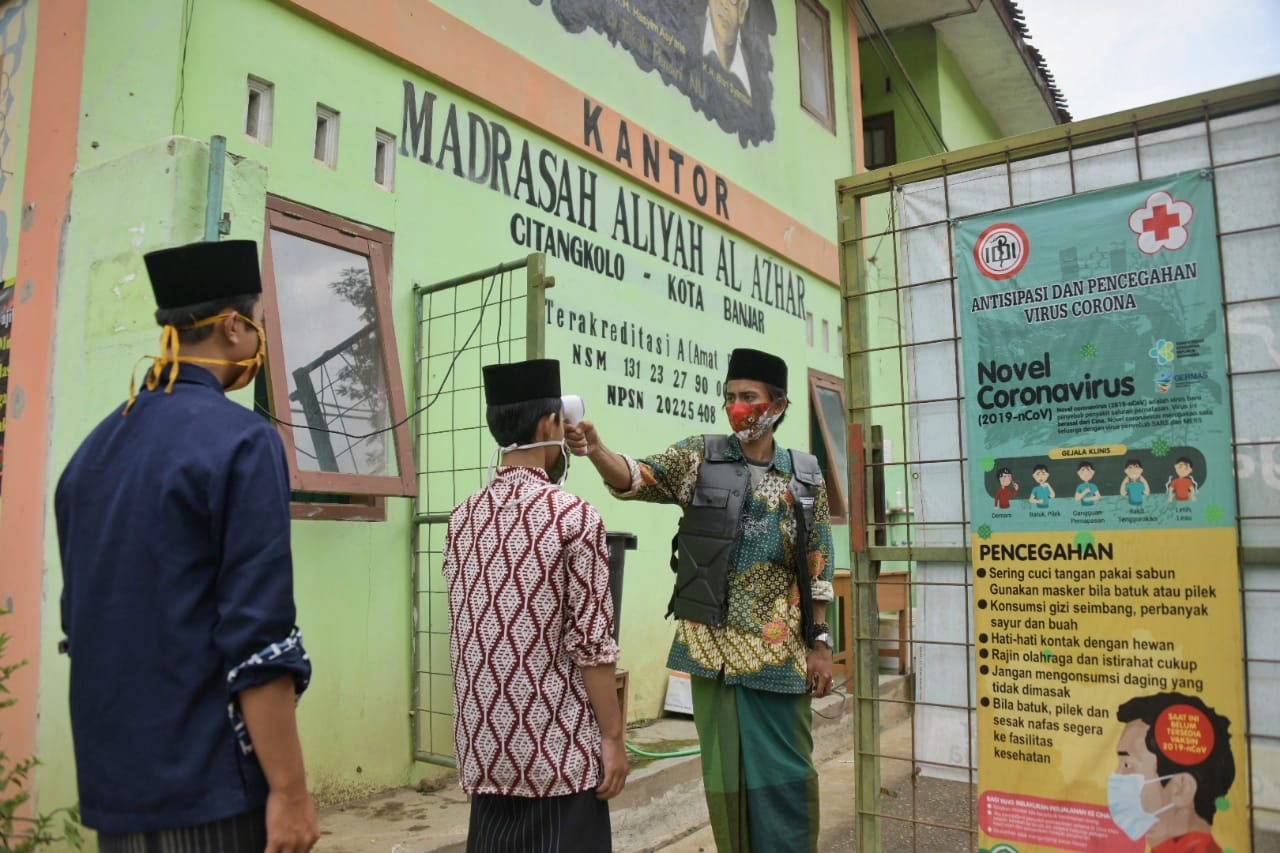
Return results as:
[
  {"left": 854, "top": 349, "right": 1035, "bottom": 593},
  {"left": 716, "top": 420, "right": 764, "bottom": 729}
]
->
[{"left": 566, "top": 347, "right": 835, "bottom": 853}]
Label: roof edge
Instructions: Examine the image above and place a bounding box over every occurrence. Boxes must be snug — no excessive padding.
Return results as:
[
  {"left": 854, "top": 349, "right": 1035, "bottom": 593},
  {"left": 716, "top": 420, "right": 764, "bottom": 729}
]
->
[
  {"left": 990, "top": 0, "right": 1072, "bottom": 123},
  {"left": 837, "top": 75, "right": 1280, "bottom": 197}
]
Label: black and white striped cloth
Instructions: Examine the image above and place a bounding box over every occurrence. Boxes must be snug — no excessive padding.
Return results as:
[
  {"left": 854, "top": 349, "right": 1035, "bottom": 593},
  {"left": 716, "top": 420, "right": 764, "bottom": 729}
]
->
[
  {"left": 97, "top": 808, "right": 266, "bottom": 853},
  {"left": 467, "top": 790, "right": 611, "bottom": 852}
]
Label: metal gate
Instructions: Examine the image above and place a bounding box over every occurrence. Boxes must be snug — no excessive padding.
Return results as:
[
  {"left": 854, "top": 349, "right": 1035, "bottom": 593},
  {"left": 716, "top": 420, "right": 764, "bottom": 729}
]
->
[
  {"left": 410, "top": 253, "right": 551, "bottom": 764},
  {"left": 838, "top": 79, "right": 1280, "bottom": 850}
]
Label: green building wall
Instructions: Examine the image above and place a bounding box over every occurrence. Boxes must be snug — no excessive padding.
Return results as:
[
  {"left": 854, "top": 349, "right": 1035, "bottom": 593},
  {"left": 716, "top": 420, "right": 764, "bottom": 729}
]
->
[
  {"left": 854, "top": 24, "right": 1011, "bottom": 519},
  {"left": 36, "top": 0, "right": 857, "bottom": 815},
  {"left": 936, "top": 36, "right": 1003, "bottom": 149},
  {"left": 434, "top": 0, "right": 857, "bottom": 240},
  {"left": 857, "top": 25, "right": 1003, "bottom": 162},
  {"left": 859, "top": 26, "right": 944, "bottom": 164}
]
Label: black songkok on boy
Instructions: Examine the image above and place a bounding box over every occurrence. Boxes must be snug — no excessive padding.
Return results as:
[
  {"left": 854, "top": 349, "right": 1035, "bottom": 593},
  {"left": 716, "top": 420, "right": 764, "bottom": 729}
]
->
[{"left": 482, "top": 359, "right": 562, "bottom": 405}]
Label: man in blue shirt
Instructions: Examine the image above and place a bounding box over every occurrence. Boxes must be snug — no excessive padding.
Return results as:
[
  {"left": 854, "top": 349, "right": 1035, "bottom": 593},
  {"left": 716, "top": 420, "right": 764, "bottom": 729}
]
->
[
  {"left": 55, "top": 240, "right": 318, "bottom": 852},
  {"left": 1074, "top": 461, "right": 1100, "bottom": 505}
]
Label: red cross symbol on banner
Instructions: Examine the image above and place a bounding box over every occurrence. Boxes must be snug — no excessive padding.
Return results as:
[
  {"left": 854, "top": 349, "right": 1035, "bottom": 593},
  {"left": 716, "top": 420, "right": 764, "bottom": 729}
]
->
[
  {"left": 1142, "top": 204, "right": 1182, "bottom": 240},
  {"left": 1129, "top": 190, "right": 1195, "bottom": 254}
]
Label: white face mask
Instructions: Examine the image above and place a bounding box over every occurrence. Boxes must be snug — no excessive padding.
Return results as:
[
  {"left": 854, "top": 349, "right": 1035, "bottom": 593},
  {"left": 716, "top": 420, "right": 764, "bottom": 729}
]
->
[
  {"left": 486, "top": 395, "right": 581, "bottom": 492},
  {"left": 1107, "top": 772, "right": 1175, "bottom": 840},
  {"left": 487, "top": 439, "right": 570, "bottom": 488}
]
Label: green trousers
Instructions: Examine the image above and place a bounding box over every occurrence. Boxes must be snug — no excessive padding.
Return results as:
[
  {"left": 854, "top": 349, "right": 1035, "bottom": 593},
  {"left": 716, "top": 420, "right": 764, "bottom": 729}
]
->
[{"left": 691, "top": 675, "right": 820, "bottom": 852}]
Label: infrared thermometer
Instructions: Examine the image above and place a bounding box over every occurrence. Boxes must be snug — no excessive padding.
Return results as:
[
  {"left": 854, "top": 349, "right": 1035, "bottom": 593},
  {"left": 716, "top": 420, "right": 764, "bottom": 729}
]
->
[{"left": 561, "top": 394, "right": 586, "bottom": 425}]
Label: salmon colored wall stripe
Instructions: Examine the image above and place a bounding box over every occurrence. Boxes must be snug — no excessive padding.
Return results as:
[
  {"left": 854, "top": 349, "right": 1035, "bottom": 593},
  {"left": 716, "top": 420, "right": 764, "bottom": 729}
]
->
[
  {"left": 847, "top": 11, "right": 865, "bottom": 173},
  {"left": 273, "top": 0, "right": 841, "bottom": 283},
  {"left": 0, "top": 0, "right": 88, "bottom": 773}
]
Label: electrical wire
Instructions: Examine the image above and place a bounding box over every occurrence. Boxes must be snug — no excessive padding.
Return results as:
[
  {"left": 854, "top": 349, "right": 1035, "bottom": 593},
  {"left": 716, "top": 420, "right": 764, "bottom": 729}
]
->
[
  {"left": 851, "top": 0, "right": 948, "bottom": 155},
  {"left": 173, "top": 0, "right": 195, "bottom": 134},
  {"left": 252, "top": 268, "right": 508, "bottom": 441}
]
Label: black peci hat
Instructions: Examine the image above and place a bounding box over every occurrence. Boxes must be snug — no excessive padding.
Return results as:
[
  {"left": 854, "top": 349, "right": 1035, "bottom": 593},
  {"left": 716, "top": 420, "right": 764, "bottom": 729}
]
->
[
  {"left": 144, "top": 240, "right": 262, "bottom": 310},
  {"left": 726, "top": 348, "right": 787, "bottom": 392},
  {"left": 483, "top": 359, "right": 561, "bottom": 406}
]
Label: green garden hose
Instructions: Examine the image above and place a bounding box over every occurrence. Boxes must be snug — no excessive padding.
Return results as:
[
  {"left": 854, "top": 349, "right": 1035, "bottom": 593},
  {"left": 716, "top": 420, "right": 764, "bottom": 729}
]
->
[{"left": 624, "top": 742, "right": 702, "bottom": 758}]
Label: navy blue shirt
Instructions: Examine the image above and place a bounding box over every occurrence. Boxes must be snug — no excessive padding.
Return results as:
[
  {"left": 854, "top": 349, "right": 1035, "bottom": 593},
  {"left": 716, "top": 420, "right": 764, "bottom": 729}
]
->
[{"left": 55, "top": 366, "right": 310, "bottom": 833}]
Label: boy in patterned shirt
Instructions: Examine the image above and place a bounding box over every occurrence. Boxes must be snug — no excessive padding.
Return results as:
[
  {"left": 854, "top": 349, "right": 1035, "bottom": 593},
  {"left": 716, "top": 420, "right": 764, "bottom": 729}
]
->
[{"left": 443, "top": 358, "right": 625, "bottom": 852}]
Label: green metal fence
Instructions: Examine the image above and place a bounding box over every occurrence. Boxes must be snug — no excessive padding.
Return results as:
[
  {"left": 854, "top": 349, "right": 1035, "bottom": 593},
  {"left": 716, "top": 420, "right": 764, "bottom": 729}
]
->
[
  {"left": 838, "top": 77, "right": 1280, "bottom": 851},
  {"left": 410, "top": 254, "right": 551, "bottom": 765}
]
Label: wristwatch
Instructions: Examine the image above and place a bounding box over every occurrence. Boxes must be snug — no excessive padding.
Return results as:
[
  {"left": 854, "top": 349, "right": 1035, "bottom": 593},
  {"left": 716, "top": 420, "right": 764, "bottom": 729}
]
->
[
  {"left": 810, "top": 622, "right": 831, "bottom": 648},
  {"left": 812, "top": 631, "right": 831, "bottom": 648}
]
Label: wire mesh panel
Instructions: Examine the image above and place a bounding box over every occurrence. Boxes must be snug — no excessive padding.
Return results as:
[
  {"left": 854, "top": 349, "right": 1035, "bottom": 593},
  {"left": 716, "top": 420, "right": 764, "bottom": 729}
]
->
[
  {"left": 838, "top": 81, "right": 1280, "bottom": 852},
  {"left": 411, "top": 254, "right": 549, "bottom": 763}
]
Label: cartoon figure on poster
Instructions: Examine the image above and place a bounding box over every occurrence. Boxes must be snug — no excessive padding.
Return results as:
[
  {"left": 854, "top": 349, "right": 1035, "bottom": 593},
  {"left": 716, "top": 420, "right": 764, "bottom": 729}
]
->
[
  {"left": 1166, "top": 457, "right": 1199, "bottom": 503},
  {"left": 994, "top": 467, "right": 1019, "bottom": 509},
  {"left": 1109, "top": 693, "right": 1235, "bottom": 853},
  {"left": 1122, "top": 459, "right": 1151, "bottom": 506},
  {"left": 1074, "top": 461, "right": 1100, "bottom": 505},
  {"left": 1029, "top": 464, "right": 1054, "bottom": 507}
]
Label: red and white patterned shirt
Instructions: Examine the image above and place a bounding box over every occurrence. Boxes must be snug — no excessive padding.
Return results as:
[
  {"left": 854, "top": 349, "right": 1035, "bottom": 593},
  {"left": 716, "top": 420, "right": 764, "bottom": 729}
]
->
[{"left": 443, "top": 466, "right": 619, "bottom": 797}]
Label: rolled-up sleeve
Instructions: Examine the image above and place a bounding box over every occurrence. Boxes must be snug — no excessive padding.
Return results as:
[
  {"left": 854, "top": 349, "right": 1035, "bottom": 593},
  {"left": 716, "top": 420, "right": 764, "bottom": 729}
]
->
[
  {"left": 607, "top": 436, "right": 703, "bottom": 508},
  {"left": 563, "top": 505, "right": 619, "bottom": 667},
  {"left": 214, "top": 426, "right": 311, "bottom": 697}
]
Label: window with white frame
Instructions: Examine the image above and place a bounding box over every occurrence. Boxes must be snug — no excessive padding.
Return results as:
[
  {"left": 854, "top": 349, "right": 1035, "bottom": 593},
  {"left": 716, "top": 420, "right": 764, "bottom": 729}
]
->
[
  {"left": 314, "top": 104, "right": 339, "bottom": 167},
  {"left": 245, "top": 76, "right": 273, "bottom": 145},
  {"left": 374, "top": 129, "right": 396, "bottom": 189}
]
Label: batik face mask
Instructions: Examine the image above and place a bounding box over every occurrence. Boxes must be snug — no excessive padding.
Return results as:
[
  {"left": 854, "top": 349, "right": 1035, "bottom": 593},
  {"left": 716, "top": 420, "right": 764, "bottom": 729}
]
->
[
  {"left": 726, "top": 400, "right": 780, "bottom": 442},
  {"left": 124, "top": 312, "right": 266, "bottom": 413}
]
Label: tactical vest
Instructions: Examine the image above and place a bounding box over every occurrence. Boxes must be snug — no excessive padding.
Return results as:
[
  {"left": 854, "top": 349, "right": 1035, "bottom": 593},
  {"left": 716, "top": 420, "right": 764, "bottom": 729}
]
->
[{"left": 669, "top": 434, "right": 822, "bottom": 626}]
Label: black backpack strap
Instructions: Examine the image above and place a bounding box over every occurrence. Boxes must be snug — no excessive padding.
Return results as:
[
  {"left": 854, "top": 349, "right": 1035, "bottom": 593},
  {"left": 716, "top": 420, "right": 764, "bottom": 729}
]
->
[
  {"left": 789, "top": 449, "right": 821, "bottom": 650},
  {"left": 666, "top": 530, "right": 680, "bottom": 618}
]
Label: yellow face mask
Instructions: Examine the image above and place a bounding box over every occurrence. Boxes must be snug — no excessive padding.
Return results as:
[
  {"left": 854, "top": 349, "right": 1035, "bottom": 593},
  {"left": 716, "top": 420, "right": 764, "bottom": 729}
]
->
[{"left": 124, "top": 312, "right": 266, "bottom": 414}]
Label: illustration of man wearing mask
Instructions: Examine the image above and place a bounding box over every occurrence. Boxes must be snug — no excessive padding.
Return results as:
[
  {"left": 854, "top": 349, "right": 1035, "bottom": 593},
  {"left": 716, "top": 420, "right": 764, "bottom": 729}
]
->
[
  {"left": 1110, "top": 692, "right": 1235, "bottom": 853},
  {"left": 442, "top": 359, "right": 625, "bottom": 852},
  {"left": 567, "top": 347, "right": 834, "bottom": 852}
]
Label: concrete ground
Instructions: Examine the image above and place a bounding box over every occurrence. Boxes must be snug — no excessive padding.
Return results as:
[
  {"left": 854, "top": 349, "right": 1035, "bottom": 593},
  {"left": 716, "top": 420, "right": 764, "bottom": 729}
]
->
[
  {"left": 314, "top": 676, "right": 1280, "bottom": 853},
  {"left": 315, "top": 672, "right": 941, "bottom": 853}
]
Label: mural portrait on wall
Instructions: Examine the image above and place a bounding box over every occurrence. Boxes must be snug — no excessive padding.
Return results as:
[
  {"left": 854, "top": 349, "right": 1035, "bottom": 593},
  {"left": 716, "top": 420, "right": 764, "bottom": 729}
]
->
[{"left": 531, "top": 0, "right": 777, "bottom": 148}]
